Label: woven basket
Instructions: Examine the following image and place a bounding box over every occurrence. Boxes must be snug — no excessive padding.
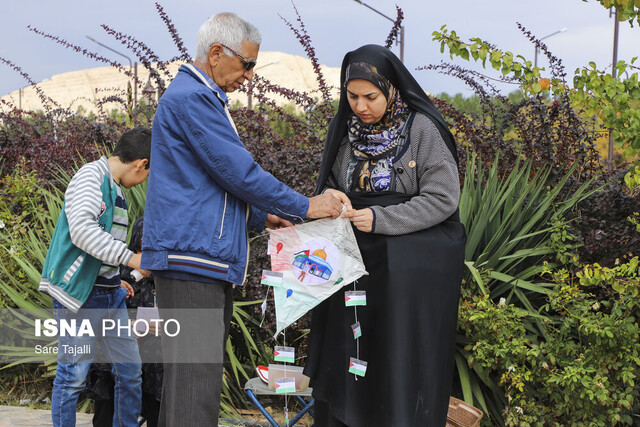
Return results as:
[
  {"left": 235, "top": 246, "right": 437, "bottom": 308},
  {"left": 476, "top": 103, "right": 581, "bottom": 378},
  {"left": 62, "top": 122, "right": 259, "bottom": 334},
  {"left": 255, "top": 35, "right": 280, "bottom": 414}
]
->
[{"left": 445, "top": 396, "right": 483, "bottom": 427}]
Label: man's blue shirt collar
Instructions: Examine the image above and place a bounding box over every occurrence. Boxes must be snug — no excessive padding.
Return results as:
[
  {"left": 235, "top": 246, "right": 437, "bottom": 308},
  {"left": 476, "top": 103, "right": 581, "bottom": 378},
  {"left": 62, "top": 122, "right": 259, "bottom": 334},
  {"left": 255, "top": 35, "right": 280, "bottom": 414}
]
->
[{"left": 180, "top": 63, "right": 229, "bottom": 105}]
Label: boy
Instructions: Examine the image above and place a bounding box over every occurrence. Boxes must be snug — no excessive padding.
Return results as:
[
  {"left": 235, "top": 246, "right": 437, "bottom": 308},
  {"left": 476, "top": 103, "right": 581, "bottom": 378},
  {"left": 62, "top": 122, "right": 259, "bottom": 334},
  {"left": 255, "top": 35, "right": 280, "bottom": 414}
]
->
[{"left": 40, "top": 126, "right": 151, "bottom": 426}]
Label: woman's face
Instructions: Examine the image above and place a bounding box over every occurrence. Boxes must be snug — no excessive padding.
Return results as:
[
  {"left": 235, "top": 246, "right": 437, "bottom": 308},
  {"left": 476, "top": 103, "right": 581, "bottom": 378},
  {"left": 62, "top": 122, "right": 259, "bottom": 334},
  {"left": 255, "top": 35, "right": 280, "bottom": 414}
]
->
[{"left": 346, "top": 79, "right": 387, "bottom": 124}]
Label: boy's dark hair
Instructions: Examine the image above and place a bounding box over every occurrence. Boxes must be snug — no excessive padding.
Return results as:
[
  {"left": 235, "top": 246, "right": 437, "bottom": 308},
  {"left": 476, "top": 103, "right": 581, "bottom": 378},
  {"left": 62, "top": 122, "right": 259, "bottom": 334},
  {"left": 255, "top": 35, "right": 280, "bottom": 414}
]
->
[{"left": 112, "top": 127, "right": 152, "bottom": 169}]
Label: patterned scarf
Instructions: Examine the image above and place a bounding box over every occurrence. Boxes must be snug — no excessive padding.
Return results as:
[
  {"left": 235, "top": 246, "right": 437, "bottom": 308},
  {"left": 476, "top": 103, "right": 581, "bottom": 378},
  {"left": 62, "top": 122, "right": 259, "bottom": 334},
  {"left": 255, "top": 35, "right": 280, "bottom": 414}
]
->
[{"left": 345, "top": 63, "right": 409, "bottom": 192}]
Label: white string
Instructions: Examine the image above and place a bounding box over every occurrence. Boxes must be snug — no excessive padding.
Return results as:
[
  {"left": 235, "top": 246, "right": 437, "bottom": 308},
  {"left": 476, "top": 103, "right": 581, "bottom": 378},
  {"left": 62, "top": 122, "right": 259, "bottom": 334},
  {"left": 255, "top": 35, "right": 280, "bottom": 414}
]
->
[
  {"left": 353, "top": 279, "right": 359, "bottom": 381},
  {"left": 281, "top": 330, "right": 289, "bottom": 420},
  {"left": 355, "top": 305, "right": 360, "bottom": 358}
]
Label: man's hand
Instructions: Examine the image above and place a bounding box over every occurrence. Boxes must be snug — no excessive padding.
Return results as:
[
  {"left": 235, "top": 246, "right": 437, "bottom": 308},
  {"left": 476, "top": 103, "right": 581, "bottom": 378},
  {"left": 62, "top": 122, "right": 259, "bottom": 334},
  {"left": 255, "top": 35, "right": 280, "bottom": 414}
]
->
[
  {"left": 147, "top": 321, "right": 162, "bottom": 336},
  {"left": 307, "top": 193, "right": 343, "bottom": 219},
  {"left": 323, "top": 189, "right": 352, "bottom": 210},
  {"left": 126, "top": 253, "right": 150, "bottom": 278},
  {"left": 133, "top": 320, "right": 163, "bottom": 338},
  {"left": 266, "top": 214, "right": 294, "bottom": 229},
  {"left": 342, "top": 208, "right": 374, "bottom": 233}
]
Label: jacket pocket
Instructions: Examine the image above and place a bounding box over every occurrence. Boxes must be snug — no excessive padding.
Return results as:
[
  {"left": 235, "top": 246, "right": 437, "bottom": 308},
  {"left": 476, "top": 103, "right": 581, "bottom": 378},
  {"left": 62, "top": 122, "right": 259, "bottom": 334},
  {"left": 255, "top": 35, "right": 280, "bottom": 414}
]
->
[
  {"left": 218, "top": 191, "right": 228, "bottom": 239},
  {"left": 212, "top": 194, "right": 243, "bottom": 264},
  {"left": 63, "top": 254, "right": 84, "bottom": 284}
]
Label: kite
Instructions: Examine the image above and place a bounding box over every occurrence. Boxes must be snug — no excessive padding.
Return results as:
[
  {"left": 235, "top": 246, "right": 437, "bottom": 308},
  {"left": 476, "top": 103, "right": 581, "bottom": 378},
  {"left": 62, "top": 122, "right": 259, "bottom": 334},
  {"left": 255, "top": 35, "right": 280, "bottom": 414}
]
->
[{"left": 263, "top": 216, "right": 367, "bottom": 335}]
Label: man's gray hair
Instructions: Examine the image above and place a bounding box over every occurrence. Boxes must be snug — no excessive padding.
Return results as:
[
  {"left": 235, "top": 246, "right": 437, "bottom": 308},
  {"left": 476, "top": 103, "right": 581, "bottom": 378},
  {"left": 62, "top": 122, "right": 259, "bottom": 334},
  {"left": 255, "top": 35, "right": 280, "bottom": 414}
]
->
[{"left": 195, "top": 12, "right": 261, "bottom": 61}]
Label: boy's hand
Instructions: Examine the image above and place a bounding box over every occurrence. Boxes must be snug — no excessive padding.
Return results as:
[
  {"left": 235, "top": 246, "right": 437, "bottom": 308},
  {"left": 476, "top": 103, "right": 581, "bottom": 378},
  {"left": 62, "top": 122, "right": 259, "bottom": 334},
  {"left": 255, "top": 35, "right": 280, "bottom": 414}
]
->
[
  {"left": 127, "top": 253, "right": 150, "bottom": 278},
  {"left": 127, "top": 253, "right": 142, "bottom": 269},
  {"left": 120, "top": 281, "right": 134, "bottom": 298}
]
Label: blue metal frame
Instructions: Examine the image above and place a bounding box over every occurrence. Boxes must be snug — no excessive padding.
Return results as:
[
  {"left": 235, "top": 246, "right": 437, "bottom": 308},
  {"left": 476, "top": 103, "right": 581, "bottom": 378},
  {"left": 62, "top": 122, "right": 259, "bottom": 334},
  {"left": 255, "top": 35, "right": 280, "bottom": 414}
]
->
[{"left": 245, "top": 389, "right": 314, "bottom": 427}]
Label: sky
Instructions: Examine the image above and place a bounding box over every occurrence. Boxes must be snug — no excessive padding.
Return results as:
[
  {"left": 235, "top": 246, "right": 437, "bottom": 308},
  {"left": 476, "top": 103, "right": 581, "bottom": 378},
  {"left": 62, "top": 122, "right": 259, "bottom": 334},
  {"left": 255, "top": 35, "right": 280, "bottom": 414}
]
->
[{"left": 0, "top": 0, "right": 638, "bottom": 99}]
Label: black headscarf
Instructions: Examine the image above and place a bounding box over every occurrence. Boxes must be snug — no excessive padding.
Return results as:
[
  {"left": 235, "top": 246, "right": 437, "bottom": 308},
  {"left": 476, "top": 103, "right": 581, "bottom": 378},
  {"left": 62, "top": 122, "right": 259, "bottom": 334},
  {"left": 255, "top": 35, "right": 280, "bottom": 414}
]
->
[{"left": 316, "top": 44, "right": 458, "bottom": 194}]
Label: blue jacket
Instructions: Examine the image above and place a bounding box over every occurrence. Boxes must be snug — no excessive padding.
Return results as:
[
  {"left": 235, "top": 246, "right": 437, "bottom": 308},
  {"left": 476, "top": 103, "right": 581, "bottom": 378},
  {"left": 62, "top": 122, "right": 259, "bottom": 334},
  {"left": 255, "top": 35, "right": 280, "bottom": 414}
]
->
[{"left": 141, "top": 64, "right": 309, "bottom": 285}]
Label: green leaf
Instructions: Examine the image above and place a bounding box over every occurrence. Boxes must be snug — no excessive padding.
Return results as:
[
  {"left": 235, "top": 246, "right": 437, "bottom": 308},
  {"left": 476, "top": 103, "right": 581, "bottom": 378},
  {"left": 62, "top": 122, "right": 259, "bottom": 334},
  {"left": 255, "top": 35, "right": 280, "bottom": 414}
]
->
[{"left": 455, "top": 353, "right": 473, "bottom": 403}]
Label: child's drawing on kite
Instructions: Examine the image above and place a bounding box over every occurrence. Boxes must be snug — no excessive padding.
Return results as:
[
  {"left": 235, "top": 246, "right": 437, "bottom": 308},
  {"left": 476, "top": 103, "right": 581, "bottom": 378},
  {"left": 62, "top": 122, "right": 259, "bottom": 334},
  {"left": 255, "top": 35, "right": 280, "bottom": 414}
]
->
[
  {"left": 291, "top": 239, "right": 339, "bottom": 285},
  {"left": 263, "top": 217, "right": 368, "bottom": 336}
]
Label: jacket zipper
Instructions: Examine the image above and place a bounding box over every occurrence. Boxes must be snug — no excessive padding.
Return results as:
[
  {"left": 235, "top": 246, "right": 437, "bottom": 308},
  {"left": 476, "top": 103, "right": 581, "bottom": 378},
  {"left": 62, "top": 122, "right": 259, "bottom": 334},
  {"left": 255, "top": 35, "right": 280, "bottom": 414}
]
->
[
  {"left": 219, "top": 192, "right": 228, "bottom": 238},
  {"left": 241, "top": 203, "right": 250, "bottom": 285}
]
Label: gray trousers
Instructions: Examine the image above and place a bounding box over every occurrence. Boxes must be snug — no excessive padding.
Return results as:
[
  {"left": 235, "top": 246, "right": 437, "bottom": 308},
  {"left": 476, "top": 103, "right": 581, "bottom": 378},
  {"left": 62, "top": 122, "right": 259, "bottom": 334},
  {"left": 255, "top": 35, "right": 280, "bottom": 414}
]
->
[{"left": 154, "top": 276, "right": 233, "bottom": 427}]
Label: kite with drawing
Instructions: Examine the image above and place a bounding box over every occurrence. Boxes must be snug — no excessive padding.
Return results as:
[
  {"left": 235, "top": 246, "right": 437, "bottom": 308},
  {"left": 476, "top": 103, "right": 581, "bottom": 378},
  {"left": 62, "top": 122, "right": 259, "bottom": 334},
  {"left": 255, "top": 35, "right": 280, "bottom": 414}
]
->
[{"left": 261, "top": 216, "right": 367, "bottom": 336}]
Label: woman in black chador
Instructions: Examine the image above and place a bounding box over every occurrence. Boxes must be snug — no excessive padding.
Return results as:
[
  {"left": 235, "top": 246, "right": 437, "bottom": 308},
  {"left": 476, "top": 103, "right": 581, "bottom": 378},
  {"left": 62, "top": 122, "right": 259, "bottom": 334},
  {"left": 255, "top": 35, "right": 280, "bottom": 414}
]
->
[{"left": 303, "top": 44, "right": 466, "bottom": 426}]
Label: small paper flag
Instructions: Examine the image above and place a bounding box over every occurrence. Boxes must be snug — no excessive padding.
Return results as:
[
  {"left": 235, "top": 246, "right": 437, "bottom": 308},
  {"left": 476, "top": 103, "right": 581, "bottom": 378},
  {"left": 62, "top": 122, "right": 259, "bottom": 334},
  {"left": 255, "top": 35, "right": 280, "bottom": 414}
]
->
[
  {"left": 349, "top": 357, "right": 367, "bottom": 377},
  {"left": 274, "top": 346, "right": 295, "bottom": 363},
  {"left": 351, "top": 322, "right": 362, "bottom": 339},
  {"left": 275, "top": 377, "right": 296, "bottom": 394},
  {"left": 345, "top": 290, "right": 367, "bottom": 307},
  {"left": 261, "top": 270, "right": 284, "bottom": 287}
]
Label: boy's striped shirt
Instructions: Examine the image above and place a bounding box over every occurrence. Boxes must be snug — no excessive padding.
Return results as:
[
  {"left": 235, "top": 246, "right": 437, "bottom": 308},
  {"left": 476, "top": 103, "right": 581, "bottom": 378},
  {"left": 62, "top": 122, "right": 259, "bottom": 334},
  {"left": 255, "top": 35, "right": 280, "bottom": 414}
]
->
[{"left": 64, "top": 157, "right": 133, "bottom": 287}]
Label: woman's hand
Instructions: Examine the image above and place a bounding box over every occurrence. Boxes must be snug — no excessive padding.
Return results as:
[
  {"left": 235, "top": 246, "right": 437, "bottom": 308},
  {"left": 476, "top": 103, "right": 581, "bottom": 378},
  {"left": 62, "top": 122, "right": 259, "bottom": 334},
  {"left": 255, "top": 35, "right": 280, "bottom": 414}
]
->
[
  {"left": 342, "top": 208, "right": 374, "bottom": 233},
  {"left": 324, "top": 189, "right": 352, "bottom": 211}
]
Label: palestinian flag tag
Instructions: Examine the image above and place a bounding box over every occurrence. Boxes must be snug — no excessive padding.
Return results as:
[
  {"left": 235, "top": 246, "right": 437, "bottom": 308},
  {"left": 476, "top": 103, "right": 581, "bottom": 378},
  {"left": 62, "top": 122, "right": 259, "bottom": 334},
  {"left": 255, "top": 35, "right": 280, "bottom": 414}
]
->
[
  {"left": 345, "top": 290, "right": 366, "bottom": 306},
  {"left": 275, "top": 377, "right": 296, "bottom": 394},
  {"left": 274, "top": 346, "right": 295, "bottom": 363},
  {"left": 351, "top": 322, "right": 362, "bottom": 339},
  {"left": 349, "top": 357, "right": 367, "bottom": 377},
  {"left": 261, "top": 270, "right": 284, "bottom": 287}
]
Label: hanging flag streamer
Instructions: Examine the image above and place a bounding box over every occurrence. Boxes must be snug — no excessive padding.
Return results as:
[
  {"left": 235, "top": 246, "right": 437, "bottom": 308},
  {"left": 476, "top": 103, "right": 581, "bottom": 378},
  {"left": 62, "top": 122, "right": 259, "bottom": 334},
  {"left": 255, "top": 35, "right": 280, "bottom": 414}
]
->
[{"left": 268, "top": 217, "right": 367, "bottom": 336}]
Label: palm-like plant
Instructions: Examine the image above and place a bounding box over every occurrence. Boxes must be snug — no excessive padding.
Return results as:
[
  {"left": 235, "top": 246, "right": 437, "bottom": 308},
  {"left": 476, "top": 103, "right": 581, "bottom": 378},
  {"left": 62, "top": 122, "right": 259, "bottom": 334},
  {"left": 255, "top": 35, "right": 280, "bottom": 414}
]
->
[
  {"left": 455, "top": 154, "right": 600, "bottom": 422},
  {"left": 460, "top": 154, "right": 597, "bottom": 301}
]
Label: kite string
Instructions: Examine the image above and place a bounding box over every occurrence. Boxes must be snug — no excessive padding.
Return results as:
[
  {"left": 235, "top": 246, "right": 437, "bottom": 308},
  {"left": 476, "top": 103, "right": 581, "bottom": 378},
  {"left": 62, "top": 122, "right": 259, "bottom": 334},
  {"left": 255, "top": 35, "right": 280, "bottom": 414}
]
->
[{"left": 259, "top": 286, "right": 272, "bottom": 327}]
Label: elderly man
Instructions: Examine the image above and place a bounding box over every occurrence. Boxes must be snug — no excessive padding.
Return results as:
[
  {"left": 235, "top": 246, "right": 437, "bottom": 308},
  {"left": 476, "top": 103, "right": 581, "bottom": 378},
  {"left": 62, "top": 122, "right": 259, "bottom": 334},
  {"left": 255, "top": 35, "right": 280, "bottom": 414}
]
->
[{"left": 141, "top": 12, "right": 346, "bottom": 425}]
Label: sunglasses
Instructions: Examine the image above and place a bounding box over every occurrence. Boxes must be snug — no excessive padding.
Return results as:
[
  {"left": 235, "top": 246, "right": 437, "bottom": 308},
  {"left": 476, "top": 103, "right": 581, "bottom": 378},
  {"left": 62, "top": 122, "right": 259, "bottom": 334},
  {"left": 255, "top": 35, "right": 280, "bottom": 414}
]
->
[{"left": 219, "top": 43, "right": 257, "bottom": 71}]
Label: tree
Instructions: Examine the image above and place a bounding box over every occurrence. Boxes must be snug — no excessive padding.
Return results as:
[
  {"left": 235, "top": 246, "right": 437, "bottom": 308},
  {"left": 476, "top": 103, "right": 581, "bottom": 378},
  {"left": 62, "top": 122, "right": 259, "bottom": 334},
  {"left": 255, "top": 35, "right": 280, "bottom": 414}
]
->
[{"left": 431, "top": 20, "right": 640, "bottom": 155}]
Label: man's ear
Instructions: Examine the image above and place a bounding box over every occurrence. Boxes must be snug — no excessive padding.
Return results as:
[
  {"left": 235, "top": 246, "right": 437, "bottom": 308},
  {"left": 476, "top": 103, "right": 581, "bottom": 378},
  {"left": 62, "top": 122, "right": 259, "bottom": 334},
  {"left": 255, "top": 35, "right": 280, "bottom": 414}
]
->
[{"left": 208, "top": 43, "right": 224, "bottom": 68}]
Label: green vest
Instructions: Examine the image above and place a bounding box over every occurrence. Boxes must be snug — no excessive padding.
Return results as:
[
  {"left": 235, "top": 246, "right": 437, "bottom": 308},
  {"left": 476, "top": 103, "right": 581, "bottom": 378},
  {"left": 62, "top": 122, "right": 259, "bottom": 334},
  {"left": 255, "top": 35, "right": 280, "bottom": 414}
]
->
[{"left": 40, "top": 175, "right": 118, "bottom": 311}]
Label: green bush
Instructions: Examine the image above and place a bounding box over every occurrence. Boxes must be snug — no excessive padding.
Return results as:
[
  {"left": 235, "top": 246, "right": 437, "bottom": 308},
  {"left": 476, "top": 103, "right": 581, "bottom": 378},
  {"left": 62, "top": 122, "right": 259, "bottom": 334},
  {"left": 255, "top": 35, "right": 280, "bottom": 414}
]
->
[
  {"left": 458, "top": 220, "right": 640, "bottom": 426},
  {"left": 0, "top": 162, "right": 51, "bottom": 309}
]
